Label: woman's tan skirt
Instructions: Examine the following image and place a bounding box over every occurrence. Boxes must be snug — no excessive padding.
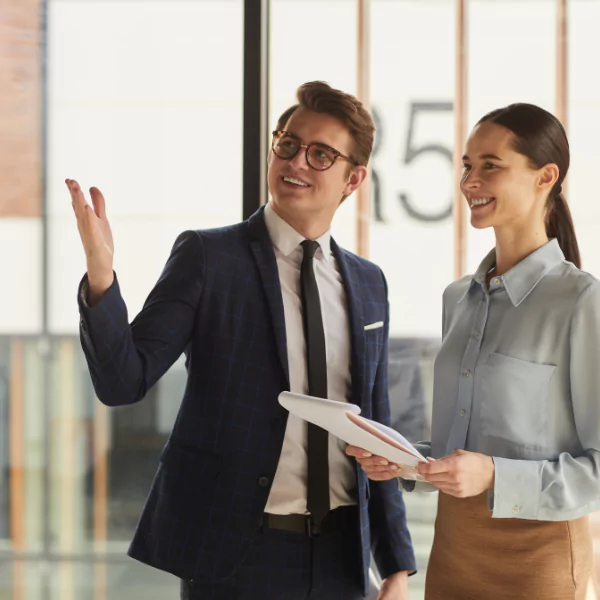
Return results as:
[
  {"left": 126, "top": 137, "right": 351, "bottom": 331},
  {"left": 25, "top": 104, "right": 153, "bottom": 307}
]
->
[{"left": 425, "top": 492, "right": 594, "bottom": 599}]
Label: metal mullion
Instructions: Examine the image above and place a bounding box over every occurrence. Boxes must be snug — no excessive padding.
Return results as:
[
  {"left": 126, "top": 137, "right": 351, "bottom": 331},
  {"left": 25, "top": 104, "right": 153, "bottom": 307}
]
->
[
  {"left": 243, "top": 0, "right": 270, "bottom": 220},
  {"left": 356, "top": 0, "right": 371, "bottom": 259},
  {"left": 453, "top": 0, "right": 468, "bottom": 280},
  {"left": 556, "top": 0, "right": 568, "bottom": 130}
]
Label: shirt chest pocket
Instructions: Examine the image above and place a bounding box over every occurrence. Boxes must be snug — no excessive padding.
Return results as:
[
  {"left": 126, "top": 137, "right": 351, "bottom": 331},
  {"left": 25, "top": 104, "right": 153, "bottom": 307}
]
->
[{"left": 479, "top": 353, "right": 556, "bottom": 450}]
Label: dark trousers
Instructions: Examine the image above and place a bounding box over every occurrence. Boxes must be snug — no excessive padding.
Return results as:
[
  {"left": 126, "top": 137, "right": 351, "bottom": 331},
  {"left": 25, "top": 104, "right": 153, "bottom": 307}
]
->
[{"left": 180, "top": 509, "right": 364, "bottom": 600}]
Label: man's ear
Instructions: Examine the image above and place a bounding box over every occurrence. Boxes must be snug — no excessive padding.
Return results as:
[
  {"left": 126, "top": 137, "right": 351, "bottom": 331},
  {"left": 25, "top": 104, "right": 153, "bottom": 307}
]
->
[{"left": 343, "top": 165, "right": 368, "bottom": 197}]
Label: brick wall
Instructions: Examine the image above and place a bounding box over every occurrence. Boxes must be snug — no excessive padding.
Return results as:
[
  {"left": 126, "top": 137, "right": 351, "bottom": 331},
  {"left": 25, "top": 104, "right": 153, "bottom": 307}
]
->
[{"left": 0, "top": 0, "right": 41, "bottom": 217}]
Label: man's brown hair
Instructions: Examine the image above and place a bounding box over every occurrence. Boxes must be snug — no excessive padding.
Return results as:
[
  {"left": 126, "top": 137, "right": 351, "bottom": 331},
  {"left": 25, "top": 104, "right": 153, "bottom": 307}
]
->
[{"left": 275, "top": 81, "right": 375, "bottom": 168}]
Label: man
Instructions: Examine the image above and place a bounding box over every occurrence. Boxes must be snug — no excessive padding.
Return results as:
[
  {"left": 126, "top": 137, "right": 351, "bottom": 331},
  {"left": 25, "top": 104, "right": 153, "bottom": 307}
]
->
[{"left": 67, "top": 81, "right": 415, "bottom": 599}]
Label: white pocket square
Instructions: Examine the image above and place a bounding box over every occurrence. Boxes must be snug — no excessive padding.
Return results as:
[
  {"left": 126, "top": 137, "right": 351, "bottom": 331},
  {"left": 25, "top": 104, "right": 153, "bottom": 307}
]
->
[{"left": 364, "top": 321, "right": 384, "bottom": 331}]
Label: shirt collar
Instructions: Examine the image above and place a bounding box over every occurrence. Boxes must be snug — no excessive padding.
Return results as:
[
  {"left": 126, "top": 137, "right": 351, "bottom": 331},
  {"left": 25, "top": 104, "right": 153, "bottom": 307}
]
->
[
  {"left": 263, "top": 202, "right": 333, "bottom": 262},
  {"left": 458, "top": 238, "right": 566, "bottom": 307}
]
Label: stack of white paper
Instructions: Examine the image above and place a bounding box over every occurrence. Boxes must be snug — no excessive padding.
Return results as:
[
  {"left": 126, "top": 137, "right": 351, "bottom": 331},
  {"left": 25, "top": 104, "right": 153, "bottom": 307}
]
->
[{"left": 278, "top": 392, "right": 427, "bottom": 480}]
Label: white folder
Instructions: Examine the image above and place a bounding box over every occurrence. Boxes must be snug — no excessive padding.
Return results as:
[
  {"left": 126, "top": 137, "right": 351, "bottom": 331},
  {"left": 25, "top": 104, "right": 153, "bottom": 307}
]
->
[{"left": 278, "top": 391, "right": 427, "bottom": 480}]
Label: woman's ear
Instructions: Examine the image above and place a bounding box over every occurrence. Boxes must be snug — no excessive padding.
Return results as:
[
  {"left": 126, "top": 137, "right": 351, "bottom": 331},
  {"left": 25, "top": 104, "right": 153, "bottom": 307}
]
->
[{"left": 538, "top": 163, "right": 560, "bottom": 193}]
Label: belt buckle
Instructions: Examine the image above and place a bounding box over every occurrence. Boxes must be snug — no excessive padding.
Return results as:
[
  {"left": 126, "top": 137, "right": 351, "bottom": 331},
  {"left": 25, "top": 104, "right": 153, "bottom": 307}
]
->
[{"left": 306, "top": 517, "right": 322, "bottom": 538}]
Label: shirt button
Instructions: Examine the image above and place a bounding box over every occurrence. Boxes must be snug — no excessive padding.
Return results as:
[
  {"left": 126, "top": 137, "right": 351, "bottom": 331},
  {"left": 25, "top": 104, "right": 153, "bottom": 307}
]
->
[
  {"left": 512, "top": 505, "right": 520, "bottom": 514},
  {"left": 472, "top": 332, "right": 481, "bottom": 340},
  {"left": 492, "top": 278, "right": 500, "bottom": 285},
  {"left": 463, "top": 370, "right": 471, "bottom": 378},
  {"left": 460, "top": 410, "right": 466, "bottom": 417},
  {"left": 258, "top": 476, "right": 271, "bottom": 488}
]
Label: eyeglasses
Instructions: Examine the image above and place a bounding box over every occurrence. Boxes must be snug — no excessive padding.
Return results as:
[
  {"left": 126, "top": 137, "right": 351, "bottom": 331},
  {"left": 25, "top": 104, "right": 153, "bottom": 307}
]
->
[{"left": 271, "top": 130, "right": 358, "bottom": 171}]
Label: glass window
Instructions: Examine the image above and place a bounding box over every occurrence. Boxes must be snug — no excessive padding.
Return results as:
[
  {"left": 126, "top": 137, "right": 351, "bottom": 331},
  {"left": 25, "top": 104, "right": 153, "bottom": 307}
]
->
[
  {"left": 270, "top": 0, "right": 358, "bottom": 250},
  {"left": 370, "top": 1, "right": 456, "bottom": 593},
  {"left": 569, "top": 0, "right": 600, "bottom": 278},
  {"left": 466, "top": 0, "right": 556, "bottom": 271},
  {"left": 3, "top": 1, "right": 600, "bottom": 598},
  {"left": 43, "top": 0, "right": 244, "bottom": 557},
  {"left": 47, "top": 0, "right": 244, "bottom": 333}
]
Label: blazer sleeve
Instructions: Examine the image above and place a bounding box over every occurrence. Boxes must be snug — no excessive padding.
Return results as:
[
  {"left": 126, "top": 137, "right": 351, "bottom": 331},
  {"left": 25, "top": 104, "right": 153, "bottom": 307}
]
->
[
  {"left": 78, "top": 230, "right": 204, "bottom": 406},
  {"left": 367, "top": 270, "right": 417, "bottom": 578}
]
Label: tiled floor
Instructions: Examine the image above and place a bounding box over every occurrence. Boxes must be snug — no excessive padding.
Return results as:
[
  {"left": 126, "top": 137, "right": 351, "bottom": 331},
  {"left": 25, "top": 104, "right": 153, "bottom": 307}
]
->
[
  {"left": 0, "top": 560, "right": 177, "bottom": 600},
  {"left": 0, "top": 558, "right": 427, "bottom": 600},
  {"left": 0, "top": 493, "right": 435, "bottom": 600}
]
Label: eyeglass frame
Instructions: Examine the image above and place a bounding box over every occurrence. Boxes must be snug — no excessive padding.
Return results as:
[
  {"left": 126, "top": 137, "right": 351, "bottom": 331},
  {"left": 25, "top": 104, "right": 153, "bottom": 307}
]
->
[{"left": 271, "top": 130, "right": 359, "bottom": 171}]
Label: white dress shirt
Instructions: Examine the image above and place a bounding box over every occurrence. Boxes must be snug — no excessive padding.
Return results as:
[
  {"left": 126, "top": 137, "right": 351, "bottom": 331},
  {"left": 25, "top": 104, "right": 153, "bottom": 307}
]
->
[{"left": 263, "top": 202, "right": 357, "bottom": 515}]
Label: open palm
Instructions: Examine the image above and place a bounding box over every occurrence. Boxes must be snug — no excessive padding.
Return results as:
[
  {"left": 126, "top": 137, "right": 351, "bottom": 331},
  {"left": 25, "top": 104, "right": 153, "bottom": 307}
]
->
[{"left": 66, "top": 178, "right": 114, "bottom": 291}]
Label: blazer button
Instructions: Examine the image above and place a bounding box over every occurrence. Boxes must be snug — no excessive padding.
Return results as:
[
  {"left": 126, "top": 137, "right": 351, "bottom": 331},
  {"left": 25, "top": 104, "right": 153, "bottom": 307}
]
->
[{"left": 257, "top": 476, "right": 270, "bottom": 488}]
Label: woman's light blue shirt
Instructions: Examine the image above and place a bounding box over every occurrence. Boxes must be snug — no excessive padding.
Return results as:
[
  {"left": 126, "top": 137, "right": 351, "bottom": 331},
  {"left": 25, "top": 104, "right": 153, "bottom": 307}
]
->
[{"left": 410, "top": 239, "right": 600, "bottom": 521}]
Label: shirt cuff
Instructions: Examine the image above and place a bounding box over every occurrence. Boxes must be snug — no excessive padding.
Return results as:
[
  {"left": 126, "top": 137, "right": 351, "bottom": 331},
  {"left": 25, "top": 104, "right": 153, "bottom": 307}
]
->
[
  {"left": 491, "top": 456, "right": 542, "bottom": 519},
  {"left": 80, "top": 279, "right": 90, "bottom": 308},
  {"left": 78, "top": 272, "right": 117, "bottom": 311}
]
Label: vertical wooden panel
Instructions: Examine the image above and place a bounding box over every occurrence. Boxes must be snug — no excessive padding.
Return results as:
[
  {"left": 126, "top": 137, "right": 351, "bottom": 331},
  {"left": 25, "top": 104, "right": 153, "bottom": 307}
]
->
[
  {"left": 94, "top": 561, "right": 108, "bottom": 600},
  {"left": 558, "top": 10, "right": 594, "bottom": 597},
  {"left": 58, "top": 339, "right": 76, "bottom": 553},
  {"left": 59, "top": 562, "right": 74, "bottom": 600},
  {"left": 9, "top": 339, "right": 25, "bottom": 551},
  {"left": 556, "top": 0, "right": 569, "bottom": 201},
  {"left": 356, "top": 0, "right": 371, "bottom": 258},
  {"left": 0, "top": 0, "right": 42, "bottom": 217},
  {"left": 453, "top": 0, "right": 468, "bottom": 279},
  {"left": 93, "top": 400, "right": 109, "bottom": 553},
  {"left": 556, "top": 0, "right": 568, "bottom": 128},
  {"left": 53, "top": 339, "right": 77, "bottom": 600},
  {"left": 12, "top": 560, "right": 25, "bottom": 600}
]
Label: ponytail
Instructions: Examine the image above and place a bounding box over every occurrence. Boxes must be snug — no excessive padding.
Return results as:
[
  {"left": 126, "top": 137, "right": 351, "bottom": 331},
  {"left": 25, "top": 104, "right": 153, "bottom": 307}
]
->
[
  {"left": 478, "top": 102, "right": 580, "bottom": 266},
  {"left": 545, "top": 189, "right": 581, "bottom": 268}
]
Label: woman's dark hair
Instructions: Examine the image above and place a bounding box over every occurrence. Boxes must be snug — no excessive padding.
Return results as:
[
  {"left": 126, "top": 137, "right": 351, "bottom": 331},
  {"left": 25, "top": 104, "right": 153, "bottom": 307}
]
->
[{"left": 477, "top": 103, "right": 581, "bottom": 268}]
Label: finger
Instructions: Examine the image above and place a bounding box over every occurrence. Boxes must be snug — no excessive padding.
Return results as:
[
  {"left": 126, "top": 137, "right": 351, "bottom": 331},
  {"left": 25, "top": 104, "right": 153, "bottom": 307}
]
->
[
  {"left": 419, "top": 458, "right": 454, "bottom": 475},
  {"left": 360, "top": 465, "right": 386, "bottom": 475},
  {"left": 436, "top": 485, "right": 463, "bottom": 497},
  {"left": 345, "top": 449, "right": 397, "bottom": 468},
  {"left": 365, "top": 471, "right": 399, "bottom": 482},
  {"left": 357, "top": 457, "right": 396, "bottom": 469},
  {"left": 89, "top": 187, "right": 107, "bottom": 220},
  {"left": 361, "top": 464, "right": 399, "bottom": 474},
  {"left": 66, "top": 179, "right": 90, "bottom": 219},
  {"left": 345, "top": 446, "right": 373, "bottom": 458},
  {"left": 422, "top": 472, "right": 456, "bottom": 484}
]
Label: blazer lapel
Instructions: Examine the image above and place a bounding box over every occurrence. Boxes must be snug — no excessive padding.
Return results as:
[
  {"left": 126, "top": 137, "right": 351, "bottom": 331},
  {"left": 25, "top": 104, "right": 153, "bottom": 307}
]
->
[
  {"left": 331, "top": 239, "right": 365, "bottom": 408},
  {"left": 246, "top": 207, "right": 290, "bottom": 387}
]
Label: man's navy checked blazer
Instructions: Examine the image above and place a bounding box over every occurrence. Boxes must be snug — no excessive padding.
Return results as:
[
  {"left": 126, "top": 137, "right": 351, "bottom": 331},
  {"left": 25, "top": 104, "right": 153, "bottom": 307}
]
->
[{"left": 78, "top": 207, "right": 416, "bottom": 593}]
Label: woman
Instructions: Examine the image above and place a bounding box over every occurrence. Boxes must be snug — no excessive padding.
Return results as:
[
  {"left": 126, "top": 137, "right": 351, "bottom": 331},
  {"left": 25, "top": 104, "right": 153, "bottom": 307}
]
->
[{"left": 347, "top": 103, "right": 600, "bottom": 599}]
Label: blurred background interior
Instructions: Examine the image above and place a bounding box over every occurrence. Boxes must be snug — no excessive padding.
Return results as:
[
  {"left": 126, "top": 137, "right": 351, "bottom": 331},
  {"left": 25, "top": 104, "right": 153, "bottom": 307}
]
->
[{"left": 1, "top": 0, "right": 600, "bottom": 598}]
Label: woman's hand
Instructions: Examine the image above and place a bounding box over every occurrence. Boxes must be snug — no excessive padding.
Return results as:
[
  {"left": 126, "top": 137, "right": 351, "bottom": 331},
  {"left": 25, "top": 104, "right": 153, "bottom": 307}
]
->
[
  {"left": 345, "top": 445, "right": 400, "bottom": 481},
  {"left": 417, "top": 449, "right": 494, "bottom": 497}
]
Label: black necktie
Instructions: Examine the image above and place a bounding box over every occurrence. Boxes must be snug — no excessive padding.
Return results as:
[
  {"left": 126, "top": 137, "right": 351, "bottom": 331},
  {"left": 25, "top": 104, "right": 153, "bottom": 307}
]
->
[{"left": 300, "top": 240, "right": 330, "bottom": 525}]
